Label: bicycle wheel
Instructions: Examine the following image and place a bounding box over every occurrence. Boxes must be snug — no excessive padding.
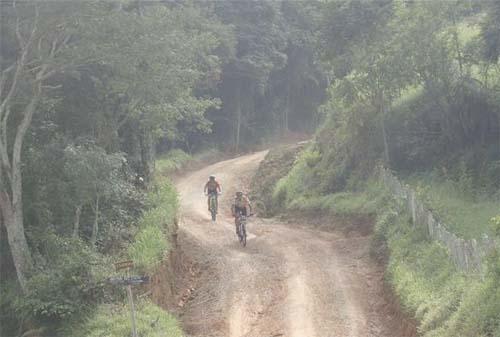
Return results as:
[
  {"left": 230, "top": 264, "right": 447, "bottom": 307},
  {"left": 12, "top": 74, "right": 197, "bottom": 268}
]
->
[
  {"left": 240, "top": 221, "right": 246, "bottom": 247},
  {"left": 209, "top": 196, "right": 217, "bottom": 221}
]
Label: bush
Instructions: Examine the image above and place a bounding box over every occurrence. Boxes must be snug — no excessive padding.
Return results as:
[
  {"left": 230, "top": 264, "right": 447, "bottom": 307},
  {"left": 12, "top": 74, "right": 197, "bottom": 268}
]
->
[
  {"left": 65, "top": 300, "right": 184, "bottom": 337},
  {"left": 156, "top": 149, "right": 193, "bottom": 175},
  {"left": 15, "top": 233, "right": 110, "bottom": 322}
]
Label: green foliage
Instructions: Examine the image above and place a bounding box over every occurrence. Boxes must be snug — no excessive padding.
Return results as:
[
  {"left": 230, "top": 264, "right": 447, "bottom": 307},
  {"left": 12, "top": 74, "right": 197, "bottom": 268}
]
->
[
  {"left": 15, "top": 233, "right": 109, "bottom": 321},
  {"left": 491, "top": 215, "right": 500, "bottom": 237},
  {"left": 128, "top": 224, "right": 167, "bottom": 272},
  {"left": 375, "top": 195, "right": 500, "bottom": 337},
  {"left": 211, "top": 1, "right": 326, "bottom": 148},
  {"left": 274, "top": 154, "right": 385, "bottom": 216},
  {"left": 249, "top": 144, "right": 304, "bottom": 216},
  {"left": 129, "top": 180, "right": 178, "bottom": 272},
  {"left": 406, "top": 173, "right": 499, "bottom": 239},
  {"left": 156, "top": 149, "right": 193, "bottom": 175},
  {"left": 77, "top": 3, "right": 226, "bottom": 147},
  {"left": 66, "top": 301, "right": 184, "bottom": 337},
  {"left": 481, "top": 1, "right": 500, "bottom": 62},
  {"left": 273, "top": 147, "right": 317, "bottom": 208}
]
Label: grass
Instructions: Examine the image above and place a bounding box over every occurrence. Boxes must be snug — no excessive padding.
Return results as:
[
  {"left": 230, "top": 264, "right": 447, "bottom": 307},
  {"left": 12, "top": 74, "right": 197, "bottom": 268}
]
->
[
  {"left": 67, "top": 300, "right": 184, "bottom": 337},
  {"left": 156, "top": 148, "right": 225, "bottom": 177},
  {"left": 406, "top": 175, "right": 499, "bottom": 239},
  {"left": 287, "top": 191, "right": 380, "bottom": 216},
  {"left": 128, "top": 180, "right": 178, "bottom": 272},
  {"left": 275, "top": 142, "right": 500, "bottom": 336},
  {"left": 273, "top": 147, "right": 387, "bottom": 216},
  {"left": 249, "top": 144, "right": 304, "bottom": 216},
  {"left": 55, "top": 155, "right": 183, "bottom": 336},
  {"left": 156, "top": 149, "right": 193, "bottom": 175},
  {"left": 375, "top": 194, "right": 500, "bottom": 337}
]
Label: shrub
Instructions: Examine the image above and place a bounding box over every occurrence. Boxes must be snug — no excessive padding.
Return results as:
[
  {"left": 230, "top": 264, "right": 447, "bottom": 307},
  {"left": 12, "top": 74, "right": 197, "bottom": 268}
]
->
[{"left": 15, "top": 233, "right": 110, "bottom": 321}]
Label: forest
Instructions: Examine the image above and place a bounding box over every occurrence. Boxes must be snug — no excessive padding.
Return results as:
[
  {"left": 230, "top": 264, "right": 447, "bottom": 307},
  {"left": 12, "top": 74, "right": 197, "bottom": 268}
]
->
[{"left": 0, "top": 1, "right": 499, "bottom": 336}]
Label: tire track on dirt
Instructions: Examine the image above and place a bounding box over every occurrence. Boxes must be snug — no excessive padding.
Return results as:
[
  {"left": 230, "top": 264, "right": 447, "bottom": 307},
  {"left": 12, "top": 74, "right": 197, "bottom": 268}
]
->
[{"left": 172, "top": 151, "right": 415, "bottom": 337}]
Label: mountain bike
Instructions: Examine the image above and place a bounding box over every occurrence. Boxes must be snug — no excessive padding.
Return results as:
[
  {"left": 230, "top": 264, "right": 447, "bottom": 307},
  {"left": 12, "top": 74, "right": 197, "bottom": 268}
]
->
[
  {"left": 208, "top": 192, "right": 218, "bottom": 221},
  {"left": 235, "top": 211, "right": 247, "bottom": 247}
]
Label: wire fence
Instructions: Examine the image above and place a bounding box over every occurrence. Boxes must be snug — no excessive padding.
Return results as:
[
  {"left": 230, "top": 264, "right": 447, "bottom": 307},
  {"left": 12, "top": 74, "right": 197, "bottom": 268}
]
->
[{"left": 380, "top": 167, "right": 497, "bottom": 274}]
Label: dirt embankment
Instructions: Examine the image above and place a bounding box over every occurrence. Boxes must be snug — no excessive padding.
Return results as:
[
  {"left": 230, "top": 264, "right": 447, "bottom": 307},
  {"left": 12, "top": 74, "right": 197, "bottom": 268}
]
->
[
  {"left": 249, "top": 143, "right": 306, "bottom": 217},
  {"left": 151, "top": 150, "right": 416, "bottom": 337}
]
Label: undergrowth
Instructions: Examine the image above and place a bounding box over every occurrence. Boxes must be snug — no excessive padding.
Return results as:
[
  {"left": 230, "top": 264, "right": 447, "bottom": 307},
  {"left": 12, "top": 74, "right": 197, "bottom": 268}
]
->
[
  {"left": 249, "top": 144, "right": 304, "bottom": 216},
  {"left": 62, "top": 168, "right": 181, "bottom": 335},
  {"left": 375, "top": 192, "right": 500, "bottom": 337},
  {"left": 272, "top": 146, "right": 385, "bottom": 216},
  {"left": 66, "top": 300, "right": 184, "bottom": 337},
  {"left": 156, "top": 149, "right": 193, "bottom": 175},
  {"left": 271, "top": 139, "right": 500, "bottom": 336},
  {"left": 406, "top": 173, "right": 499, "bottom": 239},
  {"left": 156, "top": 148, "right": 225, "bottom": 176},
  {"left": 129, "top": 177, "right": 178, "bottom": 272}
]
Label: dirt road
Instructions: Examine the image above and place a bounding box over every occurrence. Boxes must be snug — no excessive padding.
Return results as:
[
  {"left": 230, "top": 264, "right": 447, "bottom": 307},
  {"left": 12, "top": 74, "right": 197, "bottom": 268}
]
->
[{"left": 174, "top": 151, "right": 414, "bottom": 337}]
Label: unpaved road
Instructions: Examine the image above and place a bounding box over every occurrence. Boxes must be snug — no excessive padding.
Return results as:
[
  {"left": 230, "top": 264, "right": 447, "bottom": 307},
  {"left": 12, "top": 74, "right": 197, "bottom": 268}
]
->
[{"left": 174, "top": 151, "right": 414, "bottom": 337}]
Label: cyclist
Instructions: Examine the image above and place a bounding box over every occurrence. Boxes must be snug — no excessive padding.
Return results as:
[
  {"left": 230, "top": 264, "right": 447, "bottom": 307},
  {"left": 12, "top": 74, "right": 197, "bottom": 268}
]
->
[
  {"left": 231, "top": 191, "right": 252, "bottom": 235},
  {"left": 204, "top": 175, "right": 221, "bottom": 213}
]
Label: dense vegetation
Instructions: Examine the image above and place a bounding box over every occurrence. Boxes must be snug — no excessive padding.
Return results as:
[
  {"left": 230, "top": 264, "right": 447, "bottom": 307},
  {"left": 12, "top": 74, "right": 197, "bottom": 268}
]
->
[
  {"left": 0, "top": 1, "right": 326, "bottom": 335},
  {"left": 1, "top": 0, "right": 499, "bottom": 336},
  {"left": 271, "top": 1, "right": 500, "bottom": 336}
]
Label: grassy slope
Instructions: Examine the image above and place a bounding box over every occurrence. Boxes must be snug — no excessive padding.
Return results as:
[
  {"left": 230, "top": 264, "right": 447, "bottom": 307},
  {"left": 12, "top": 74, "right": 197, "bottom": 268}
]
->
[
  {"left": 375, "top": 193, "right": 500, "bottom": 337},
  {"left": 265, "top": 13, "right": 500, "bottom": 337},
  {"left": 272, "top": 145, "right": 383, "bottom": 217},
  {"left": 405, "top": 174, "right": 499, "bottom": 239},
  {"left": 270, "top": 144, "right": 500, "bottom": 336},
  {"left": 249, "top": 144, "right": 305, "bottom": 216}
]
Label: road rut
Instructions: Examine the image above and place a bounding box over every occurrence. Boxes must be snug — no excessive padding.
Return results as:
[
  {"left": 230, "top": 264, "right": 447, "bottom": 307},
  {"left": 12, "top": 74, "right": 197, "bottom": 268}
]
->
[{"left": 174, "top": 151, "right": 414, "bottom": 337}]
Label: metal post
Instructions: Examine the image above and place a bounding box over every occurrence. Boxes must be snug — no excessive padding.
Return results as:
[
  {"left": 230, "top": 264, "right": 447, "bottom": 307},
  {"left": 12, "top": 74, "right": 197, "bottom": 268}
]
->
[{"left": 126, "top": 268, "right": 138, "bottom": 337}]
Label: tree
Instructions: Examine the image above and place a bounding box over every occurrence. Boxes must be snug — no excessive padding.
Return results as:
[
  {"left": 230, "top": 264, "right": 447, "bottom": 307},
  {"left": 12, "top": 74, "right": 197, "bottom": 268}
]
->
[
  {"left": 77, "top": 3, "right": 225, "bottom": 169},
  {"left": 214, "top": 0, "right": 288, "bottom": 149},
  {"left": 0, "top": 1, "right": 85, "bottom": 292},
  {"left": 63, "top": 144, "right": 124, "bottom": 244}
]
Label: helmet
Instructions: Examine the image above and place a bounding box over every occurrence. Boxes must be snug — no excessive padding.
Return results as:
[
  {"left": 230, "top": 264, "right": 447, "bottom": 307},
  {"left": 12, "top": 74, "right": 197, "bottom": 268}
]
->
[
  {"left": 209, "top": 175, "right": 215, "bottom": 180},
  {"left": 236, "top": 191, "right": 243, "bottom": 197}
]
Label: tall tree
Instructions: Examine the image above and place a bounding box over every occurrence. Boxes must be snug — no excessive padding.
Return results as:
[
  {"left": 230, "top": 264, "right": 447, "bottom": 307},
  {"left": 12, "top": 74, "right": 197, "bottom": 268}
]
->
[
  {"left": 0, "top": 1, "right": 84, "bottom": 291},
  {"left": 215, "top": 0, "right": 288, "bottom": 149}
]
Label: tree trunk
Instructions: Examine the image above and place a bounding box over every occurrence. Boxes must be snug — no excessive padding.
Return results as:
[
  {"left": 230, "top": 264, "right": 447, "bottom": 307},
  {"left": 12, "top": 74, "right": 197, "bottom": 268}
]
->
[
  {"left": 72, "top": 204, "right": 82, "bottom": 238},
  {"left": 139, "top": 128, "right": 155, "bottom": 181},
  {"left": 0, "top": 191, "right": 32, "bottom": 292},
  {"left": 0, "top": 83, "right": 41, "bottom": 293},
  {"left": 379, "top": 92, "right": 391, "bottom": 166},
  {"left": 283, "top": 72, "right": 291, "bottom": 133},
  {"left": 90, "top": 196, "right": 99, "bottom": 246},
  {"left": 381, "top": 113, "right": 391, "bottom": 166},
  {"left": 234, "top": 86, "right": 242, "bottom": 152}
]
